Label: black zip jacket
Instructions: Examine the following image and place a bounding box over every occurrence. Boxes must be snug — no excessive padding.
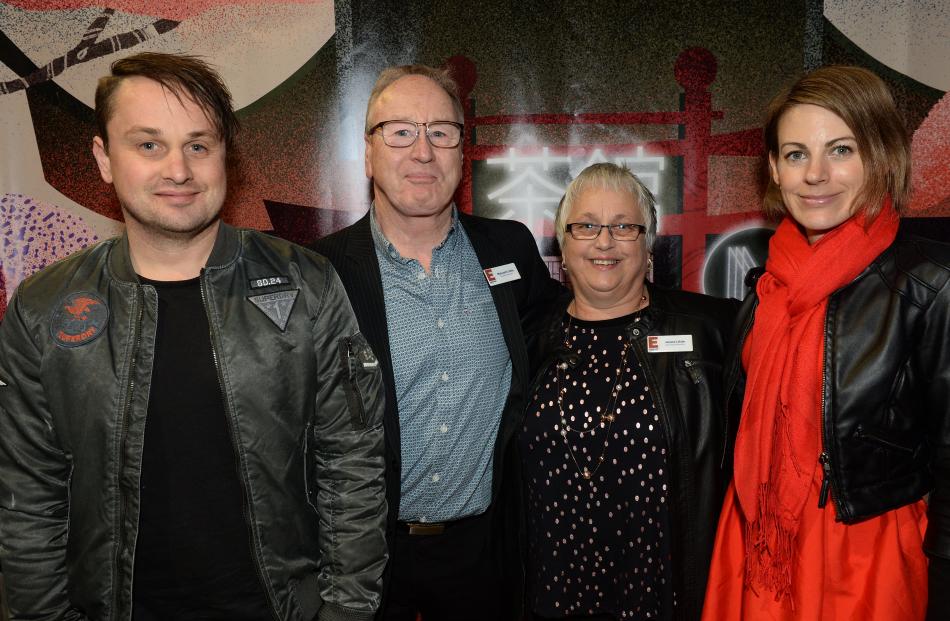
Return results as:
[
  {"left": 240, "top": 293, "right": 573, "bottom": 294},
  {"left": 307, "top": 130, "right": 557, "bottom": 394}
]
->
[
  {"left": 723, "top": 232, "right": 950, "bottom": 616},
  {"left": 0, "top": 224, "right": 387, "bottom": 621},
  {"left": 527, "top": 284, "right": 739, "bottom": 621}
]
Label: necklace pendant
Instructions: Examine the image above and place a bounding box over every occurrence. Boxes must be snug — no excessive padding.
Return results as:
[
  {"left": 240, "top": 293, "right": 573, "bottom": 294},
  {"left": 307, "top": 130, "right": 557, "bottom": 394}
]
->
[
  {"left": 582, "top": 468, "right": 592, "bottom": 480},
  {"left": 602, "top": 413, "right": 615, "bottom": 423}
]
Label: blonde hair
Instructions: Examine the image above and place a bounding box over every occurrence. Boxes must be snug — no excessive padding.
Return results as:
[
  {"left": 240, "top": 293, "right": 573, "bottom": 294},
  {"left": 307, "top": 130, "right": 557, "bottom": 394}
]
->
[{"left": 555, "top": 163, "right": 658, "bottom": 250}]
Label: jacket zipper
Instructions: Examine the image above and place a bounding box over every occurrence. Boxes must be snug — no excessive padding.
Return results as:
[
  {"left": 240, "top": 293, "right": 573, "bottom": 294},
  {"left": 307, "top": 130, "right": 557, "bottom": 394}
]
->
[
  {"left": 341, "top": 337, "right": 367, "bottom": 427},
  {"left": 818, "top": 300, "right": 837, "bottom": 513},
  {"left": 630, "top": 326, "right": 695, "bottom": 615},
  {"left": 200, "top": 269, "right": 280, "bottom": 621},
  {"left": 854, "top": 426, "right": 915, "bottom": 453},
  {"left": 817, "top": 265, "right": 877, "bottom": 517},
  {"left": 113, "top": 285, "right": 143, "bottom": 620},
  {"left": 818, "top": 452, "right": 832, "bottom": 508},
  {"left": 683, "top": 358, "right": 718, "bottom": 384}
]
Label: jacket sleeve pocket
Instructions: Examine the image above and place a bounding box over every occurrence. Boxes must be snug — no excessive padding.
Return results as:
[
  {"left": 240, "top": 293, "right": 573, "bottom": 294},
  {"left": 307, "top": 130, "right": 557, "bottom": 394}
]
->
[{"left": 337, "top": 332, "right": 379, "bottom": 430}]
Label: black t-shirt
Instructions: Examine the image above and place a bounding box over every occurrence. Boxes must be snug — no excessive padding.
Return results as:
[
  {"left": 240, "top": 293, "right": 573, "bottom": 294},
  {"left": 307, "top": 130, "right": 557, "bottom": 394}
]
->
[{"left": 132, "top": 277, "right": 271, "bottom": 619}]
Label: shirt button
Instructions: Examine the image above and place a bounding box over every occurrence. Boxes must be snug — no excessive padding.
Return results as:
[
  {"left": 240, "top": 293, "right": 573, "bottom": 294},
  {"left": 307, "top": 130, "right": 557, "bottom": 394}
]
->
[
  {"left": 432, "top": 473, "right": 441, "bottom": 482},
  {"left": 441, "top": 371, "right": 449, "bottom": 382},
  {"left": 437, "top": 318, "right": 445, "bottom": 329},
  {"left": 440, "top": 423, "right": 448, "bottom": 433}
]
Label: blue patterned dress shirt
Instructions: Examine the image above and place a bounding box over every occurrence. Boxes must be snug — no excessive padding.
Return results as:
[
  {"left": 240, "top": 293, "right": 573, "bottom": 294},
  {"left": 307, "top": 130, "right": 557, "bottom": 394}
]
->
[{"left": 370, "top": 205, "right": 512, "bottom": 522}]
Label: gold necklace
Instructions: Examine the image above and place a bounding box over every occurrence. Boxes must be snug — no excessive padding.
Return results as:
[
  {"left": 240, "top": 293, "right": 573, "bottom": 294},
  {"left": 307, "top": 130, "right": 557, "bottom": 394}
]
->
[
  {"left": 554, "top": 339, "right": 630, "bottom": 481},
  {"left": 554, "top": 294, "right": 646, "bottom": 481}
]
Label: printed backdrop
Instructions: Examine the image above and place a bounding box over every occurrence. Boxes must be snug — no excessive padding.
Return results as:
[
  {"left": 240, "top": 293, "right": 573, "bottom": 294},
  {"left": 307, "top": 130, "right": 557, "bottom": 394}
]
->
[{"left": 1, "top": 0, "right": 948, "bottom": 320}]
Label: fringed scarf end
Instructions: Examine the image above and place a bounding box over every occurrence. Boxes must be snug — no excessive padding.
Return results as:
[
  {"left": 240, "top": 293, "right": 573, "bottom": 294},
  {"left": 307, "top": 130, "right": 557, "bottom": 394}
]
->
[{"left": 742, "top": 483, "right": 795, "bottom": 607}]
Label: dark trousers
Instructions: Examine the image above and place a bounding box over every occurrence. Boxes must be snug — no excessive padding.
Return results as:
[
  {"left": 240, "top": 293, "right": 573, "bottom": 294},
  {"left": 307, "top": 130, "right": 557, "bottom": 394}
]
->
[{"left": 381, "top": 512, "right": 504, "bottom": 621}]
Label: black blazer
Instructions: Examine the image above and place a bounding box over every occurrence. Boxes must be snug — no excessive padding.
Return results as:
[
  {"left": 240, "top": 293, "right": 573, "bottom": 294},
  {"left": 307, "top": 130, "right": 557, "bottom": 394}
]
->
[{"left": 311, "top": 211, "right": 562, "bottom": 616}]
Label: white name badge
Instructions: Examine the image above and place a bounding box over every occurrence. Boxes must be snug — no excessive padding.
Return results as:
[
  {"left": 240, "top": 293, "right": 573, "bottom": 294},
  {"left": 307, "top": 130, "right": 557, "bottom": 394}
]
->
[
  {"left": 483, "top": 263, "right": 521, "bottom": 286},
  {"left": 647, "top": 334, "right": 693, "bottom": 353}
]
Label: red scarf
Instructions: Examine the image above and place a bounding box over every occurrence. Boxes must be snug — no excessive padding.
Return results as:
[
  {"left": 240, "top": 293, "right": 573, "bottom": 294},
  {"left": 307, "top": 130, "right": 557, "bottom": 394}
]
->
[{"left": 734, "top": 200, "right": 899, "bottom": 600}]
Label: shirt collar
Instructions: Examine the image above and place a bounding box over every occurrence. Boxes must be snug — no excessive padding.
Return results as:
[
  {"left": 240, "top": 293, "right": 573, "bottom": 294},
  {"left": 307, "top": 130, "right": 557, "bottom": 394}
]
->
[{"left": 369, "top": 203, "right": 461, "bottom": 266}]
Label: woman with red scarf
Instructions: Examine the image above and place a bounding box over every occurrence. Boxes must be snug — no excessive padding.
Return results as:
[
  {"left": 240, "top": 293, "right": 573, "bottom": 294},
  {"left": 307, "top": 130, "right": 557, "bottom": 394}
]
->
[{"left": 702, "top": 66, "right": 950, "bottom": 620}]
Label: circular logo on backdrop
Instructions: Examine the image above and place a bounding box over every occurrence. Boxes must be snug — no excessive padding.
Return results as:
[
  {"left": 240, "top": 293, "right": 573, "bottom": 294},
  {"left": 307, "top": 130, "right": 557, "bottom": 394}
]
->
[
  {"left": 50, "top": 291, "right": 109, "bottom": 348},
  {"left": 702, "top": 225, "right": 774, "bottom": 300}
]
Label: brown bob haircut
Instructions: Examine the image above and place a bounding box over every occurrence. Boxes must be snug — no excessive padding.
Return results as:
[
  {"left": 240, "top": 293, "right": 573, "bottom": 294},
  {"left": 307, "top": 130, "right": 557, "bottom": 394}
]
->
[
  {"left": 95, "top": 52, "right": 239, "bottom": 153},
  {"left": 364, "top": 64, "right": 465, "bottom": 133},
  {"left": 763, "top": 65, "right": 911, "bottom": 220}
]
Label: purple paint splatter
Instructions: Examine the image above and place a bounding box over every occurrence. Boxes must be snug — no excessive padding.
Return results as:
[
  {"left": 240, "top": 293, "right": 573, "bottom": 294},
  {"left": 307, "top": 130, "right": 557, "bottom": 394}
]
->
[{"left": 1, "top": 193, "right": 100, "bottom": 301}]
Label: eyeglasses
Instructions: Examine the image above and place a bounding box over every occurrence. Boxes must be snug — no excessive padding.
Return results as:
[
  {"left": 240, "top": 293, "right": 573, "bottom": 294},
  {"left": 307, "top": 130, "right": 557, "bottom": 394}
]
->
[
  {"left": 368, "top": 120, "right": 464, "bottom": 148},
  {"left": 565, "top": 222, "right": 647, "bottom": 241}
]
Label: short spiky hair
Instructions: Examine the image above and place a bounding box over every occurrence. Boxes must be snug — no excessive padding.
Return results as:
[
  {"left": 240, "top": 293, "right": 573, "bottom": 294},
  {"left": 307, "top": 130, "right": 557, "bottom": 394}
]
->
[
  {"left": 763, "top": 65, "right": 911, "bottom": 220},
  {"left": 95, "top": 52, "right": 239, "bottom": 152},
  {"left": 364, "top": 64, "right": 465, "bottom": 133},
  {"left": 555, "top": 162, "right": 658, "bottom": 251}
]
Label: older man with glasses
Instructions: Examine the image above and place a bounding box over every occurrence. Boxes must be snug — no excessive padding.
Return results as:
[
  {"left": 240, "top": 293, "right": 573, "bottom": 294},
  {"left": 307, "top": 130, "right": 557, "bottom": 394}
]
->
[{"left": 312, "top": 65, "right": 561, "bottom": 621}]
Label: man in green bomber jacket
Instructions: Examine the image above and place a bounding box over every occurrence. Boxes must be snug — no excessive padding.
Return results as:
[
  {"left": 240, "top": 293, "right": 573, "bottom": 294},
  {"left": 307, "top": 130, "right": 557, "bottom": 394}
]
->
[{"left": 0, "top": 52, "right": 387, "bottom": 621}]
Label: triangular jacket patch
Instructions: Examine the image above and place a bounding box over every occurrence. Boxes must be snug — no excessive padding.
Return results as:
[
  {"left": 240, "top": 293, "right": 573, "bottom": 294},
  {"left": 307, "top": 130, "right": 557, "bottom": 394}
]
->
[{"left": 247, "top": 289, "right": 299, "bottom": 331}]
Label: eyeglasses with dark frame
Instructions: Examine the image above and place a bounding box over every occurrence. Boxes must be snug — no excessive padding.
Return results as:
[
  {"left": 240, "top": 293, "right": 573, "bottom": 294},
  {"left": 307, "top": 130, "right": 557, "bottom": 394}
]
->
[
  {"left": 368, "top": 120, "right": 464, "bottom": 148},
  {"left": 565, "top": 222, "right": 647, "bottom": 241}
]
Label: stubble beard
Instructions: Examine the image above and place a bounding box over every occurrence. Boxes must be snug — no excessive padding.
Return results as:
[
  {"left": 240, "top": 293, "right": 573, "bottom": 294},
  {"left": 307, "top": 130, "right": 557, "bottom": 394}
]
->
[{"left": 120, "top": 195, "right": 224, "bottom": 247}]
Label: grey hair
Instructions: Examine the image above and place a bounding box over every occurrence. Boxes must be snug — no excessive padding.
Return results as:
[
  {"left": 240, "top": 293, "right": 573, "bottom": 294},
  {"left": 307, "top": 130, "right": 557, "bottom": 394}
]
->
[
  {"left": 554, "top": 162, "right": 658, "bottom": 251},
  {"left": 364, "top": 64, "right": 464, "bottom": 133}
]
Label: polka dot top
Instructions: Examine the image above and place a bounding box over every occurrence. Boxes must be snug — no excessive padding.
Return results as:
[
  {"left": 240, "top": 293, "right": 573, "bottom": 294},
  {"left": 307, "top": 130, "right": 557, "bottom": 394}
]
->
[{"left": 520, "top": 311, "right": 674, "bottom": 620}]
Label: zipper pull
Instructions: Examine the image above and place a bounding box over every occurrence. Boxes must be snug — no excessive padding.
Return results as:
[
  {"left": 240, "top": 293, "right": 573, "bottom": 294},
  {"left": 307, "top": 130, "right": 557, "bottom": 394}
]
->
[{"left": 818, "top": 452, "right": 832, "bottom": 508}]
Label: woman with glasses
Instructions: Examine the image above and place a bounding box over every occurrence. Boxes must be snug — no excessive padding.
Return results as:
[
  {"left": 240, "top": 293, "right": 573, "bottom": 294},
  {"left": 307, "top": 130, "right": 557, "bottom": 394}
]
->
[
  {"left": 520, "top": 162, "right": 738, "bottom": 621},
  {"left": 701, "top": 66, "right": 950, "bottom": 620}
]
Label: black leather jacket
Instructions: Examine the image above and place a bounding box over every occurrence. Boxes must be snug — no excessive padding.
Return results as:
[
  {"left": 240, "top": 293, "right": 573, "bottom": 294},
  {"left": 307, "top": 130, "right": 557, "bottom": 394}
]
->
[
  {"left": 724, "top": 233, "right": 950, "bottom": 556},
  {"left": 527, "top": 284, "right": 739, "bottom": 621},
  {"left": 0, "top": 224, "right": 387, "bottom": 621}
]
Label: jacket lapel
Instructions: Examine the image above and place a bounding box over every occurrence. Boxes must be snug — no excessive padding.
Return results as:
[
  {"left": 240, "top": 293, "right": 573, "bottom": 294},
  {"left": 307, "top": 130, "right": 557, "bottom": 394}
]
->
[{"left": 459, "top": 214, "right": 528, "bottom": 387}]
